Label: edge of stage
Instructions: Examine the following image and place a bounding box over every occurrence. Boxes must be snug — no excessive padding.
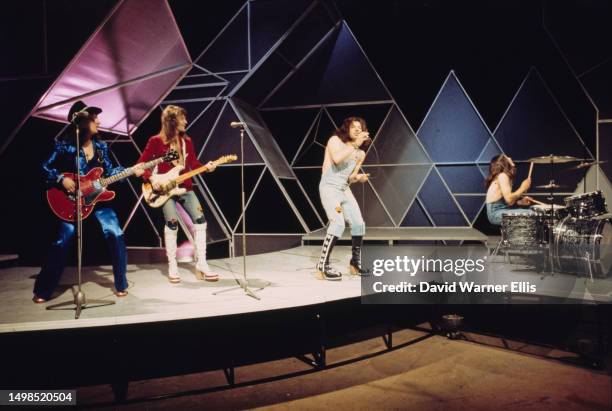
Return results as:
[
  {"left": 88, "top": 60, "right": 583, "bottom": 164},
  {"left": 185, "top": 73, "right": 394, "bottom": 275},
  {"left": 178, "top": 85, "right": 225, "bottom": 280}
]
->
[
  {"left": 0, "top": 245, "right": 435, "bottom": 392},
  {"left": 2, "top": 239, "right": 610, "bottom": 335},
  {"left": 1, "top": 243, "right": 610, "bottom": 394},
  {"left": 0, "top": 246, "right": 362, "bottom": 334}
]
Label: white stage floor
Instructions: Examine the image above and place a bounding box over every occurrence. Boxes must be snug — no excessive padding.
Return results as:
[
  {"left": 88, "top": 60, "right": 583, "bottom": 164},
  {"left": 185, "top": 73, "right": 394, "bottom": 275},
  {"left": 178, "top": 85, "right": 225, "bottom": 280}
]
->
[
  {"left": 1, "top": 245, "right": 609, "bottom": 334},
  {"left": 0, "top": 246, "right": 361, "bottom": 334}
]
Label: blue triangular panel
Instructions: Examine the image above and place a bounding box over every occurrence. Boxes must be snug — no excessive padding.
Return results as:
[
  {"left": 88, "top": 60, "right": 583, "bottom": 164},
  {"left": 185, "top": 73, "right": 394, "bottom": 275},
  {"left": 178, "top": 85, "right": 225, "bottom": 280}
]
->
[
  {"left": 418, "top": 168, "right": 468, "bottom": 226},
  {"left": 418, "top": 72, "right": 492, "bottom": 162}
]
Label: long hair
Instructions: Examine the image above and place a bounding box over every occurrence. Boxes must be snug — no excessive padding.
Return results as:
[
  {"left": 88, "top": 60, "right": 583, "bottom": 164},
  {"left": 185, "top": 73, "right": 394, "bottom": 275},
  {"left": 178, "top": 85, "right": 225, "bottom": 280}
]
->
[
  {"left": 62, "top": 116, "right": 95, "bottom": 145},
  {"left": 485, "top": 154, "right": 516, "bottom": 188},
  {"left": 334, "top": 117, "right": 371, "bottom": 149},
  {"left": 160, "top": 105, "right": 186, "bottom": 139}
]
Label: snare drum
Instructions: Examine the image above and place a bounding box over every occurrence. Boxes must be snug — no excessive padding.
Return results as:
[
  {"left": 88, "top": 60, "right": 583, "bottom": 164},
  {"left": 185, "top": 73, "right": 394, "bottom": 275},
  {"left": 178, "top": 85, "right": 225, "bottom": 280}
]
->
[
  {"left": 564, "top": 190, "right": 608, "bottom": 219},
  {"left": 501, "top": 213, "right": 544, "bottom": 251},
  {"left": 531, "top": 204, "right": 569, "bottom": 221}
]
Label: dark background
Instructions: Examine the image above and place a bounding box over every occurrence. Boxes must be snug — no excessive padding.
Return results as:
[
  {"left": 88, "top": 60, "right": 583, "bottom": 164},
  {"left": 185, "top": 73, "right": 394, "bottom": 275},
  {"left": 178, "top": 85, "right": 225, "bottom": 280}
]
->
[{"left": 1, "top": 0, "right": 611, "bottom": 264}]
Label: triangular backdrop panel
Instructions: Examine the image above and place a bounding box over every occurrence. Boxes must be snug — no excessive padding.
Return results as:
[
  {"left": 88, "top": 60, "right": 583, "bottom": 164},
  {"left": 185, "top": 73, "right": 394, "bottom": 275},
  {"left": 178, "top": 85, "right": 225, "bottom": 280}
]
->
[
  {"left": 600, "top": 123, "right": 612, "bottom": 183},
  {"left": 293, "top": 112, "right": 327, "bottom": 167},
  {"left": 278, "top": 178, "right": 323, "bottom": 231},
  {"left": 264, "top": 22, "right": 391, "bottom": 108},
  {"left": 249, "top": 0, "right": 313, "bottom": 64},
  {"left": 316, "top": 110, "right": 340, "bottom": 144},
  {"left": 33, "top": 0, "right": 191, "bottom": 134},
  {"left": 183, "top": 100, "right": 226, "bottom": 155},
  {"left": 202, "top": 165, "right": 265, "bottom": 230},
  {"left": 239, "top": 170, "right": 305, "bottom": 233},
  {"left": 437, "top": 165, "right": 487, "bottom": 194},
  {"left": 417, "top": 72, "right": 492, "bottom": 163},
  {"left": 364, "top": 105, "right": 430, "bottom": 165},
  {"left": 494, "top": 68, "right": 593, "bottom": 160},
  {"left": 401, "top": 198, "right": 433, "bottom": 227},
  {"left": 580, "top": 59, "right": 612, "bottom": 118},
  {"left": 200, "top": 103, "right": 263, "bottom": 164},
  {"left": 231, "top": 98, "right": 296, "bottom": 178},
  {"left": 417, "top": 168, "right": 469, "bottom": 226},
  {"left": 363, "top": 165, "right": 432, "bottom": 225},
  {"left": 195, "top": 5, "right": 249, "bottom": 72},
  {"left": 350, "top": 182, "right": 395, "bottom": 227},
  {"left": 294, "top": 168, "right": 326, "bottom": 219},
  {"left": 260, "top": 108, "right": 320, "bottom": 160},
  {"left": 275, "top": 0, "right": 341, "bottom": 67},
  {"left": 455, "top": 195, "right": 486, "bottom": 225}
]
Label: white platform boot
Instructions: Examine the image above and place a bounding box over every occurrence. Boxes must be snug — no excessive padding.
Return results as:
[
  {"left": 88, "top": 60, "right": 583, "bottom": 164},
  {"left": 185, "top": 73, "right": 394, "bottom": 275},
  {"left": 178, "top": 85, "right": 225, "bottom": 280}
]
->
[
  {"left": 194, "top": 223, "right": 218, "bottom": 281},
  {"left": 164, "top": 226, "right": 180, "bottom": 283}
]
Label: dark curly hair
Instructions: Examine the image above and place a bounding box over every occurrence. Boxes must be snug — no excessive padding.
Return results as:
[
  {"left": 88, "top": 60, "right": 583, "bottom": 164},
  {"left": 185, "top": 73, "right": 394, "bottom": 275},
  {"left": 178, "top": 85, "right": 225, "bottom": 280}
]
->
[{"left": 334, "top": 117, "right": 371, "bottom": 149}]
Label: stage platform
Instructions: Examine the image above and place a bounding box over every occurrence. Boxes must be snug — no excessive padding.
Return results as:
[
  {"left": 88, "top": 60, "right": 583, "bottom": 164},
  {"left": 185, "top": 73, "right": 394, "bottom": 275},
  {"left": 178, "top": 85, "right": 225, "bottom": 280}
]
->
[
  {"left": 302, "top": 227, "right": 489, "bottom": 245},
  {"left": 1, "top": 245, "right": 609, "bottom": 397},
  {"left": 1, "top": 243, "right": 609, "bottom": 335},
  {"left": 0, "top": 246, "right": 361, "bottom": 334},
  {"left": 0, "top": 253, "right": 18, "bottom": 262}
]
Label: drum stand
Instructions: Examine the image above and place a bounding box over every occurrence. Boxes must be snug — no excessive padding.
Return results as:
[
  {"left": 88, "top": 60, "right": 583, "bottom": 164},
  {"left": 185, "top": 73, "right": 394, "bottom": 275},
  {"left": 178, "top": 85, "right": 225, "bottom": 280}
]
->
[{"left": 545, "top": 158, "right": 556, "bottom": 275}]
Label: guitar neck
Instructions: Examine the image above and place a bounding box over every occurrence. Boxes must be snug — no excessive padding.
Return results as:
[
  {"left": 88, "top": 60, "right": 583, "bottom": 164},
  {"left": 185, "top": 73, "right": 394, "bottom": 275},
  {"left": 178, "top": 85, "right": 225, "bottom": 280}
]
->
[
  {"left": 100, "top": 157, "right": 163, "bottom": 187},
  {"left": 175, "top": 164, "right": 211, "bottom": 183}
]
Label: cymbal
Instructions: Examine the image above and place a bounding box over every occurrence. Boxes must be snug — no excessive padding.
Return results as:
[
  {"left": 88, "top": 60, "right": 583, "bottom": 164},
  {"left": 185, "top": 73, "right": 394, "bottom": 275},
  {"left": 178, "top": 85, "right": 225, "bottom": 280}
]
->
[
  {"left": 565, "top": 160, "right": 608, "bottom": 171},
  {"left": 535, "top": 183, "right": 567, "bottom": 190},
  {"left": 526, "top": 155, "right": 581, "bottom": 164}
]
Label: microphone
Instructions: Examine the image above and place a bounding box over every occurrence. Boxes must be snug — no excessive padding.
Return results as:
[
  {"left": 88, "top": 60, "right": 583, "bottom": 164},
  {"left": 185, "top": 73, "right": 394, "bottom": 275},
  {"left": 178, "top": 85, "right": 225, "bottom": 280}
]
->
[
  {"left": 230, "top": 121, "right": 245, "bottom": 128},
  {"left": 71, "top": 110, "right": 90, "bottom": 123}
]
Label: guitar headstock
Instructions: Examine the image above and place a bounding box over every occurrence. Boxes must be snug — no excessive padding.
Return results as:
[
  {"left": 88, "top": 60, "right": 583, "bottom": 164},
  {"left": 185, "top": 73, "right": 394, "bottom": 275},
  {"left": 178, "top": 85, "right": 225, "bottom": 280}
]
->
[
  {"left": 214, "top": 154, "right": 238, "bottom": 166},
  {"left": 163, "top": 149, "right": 180, "bottom": 162}
]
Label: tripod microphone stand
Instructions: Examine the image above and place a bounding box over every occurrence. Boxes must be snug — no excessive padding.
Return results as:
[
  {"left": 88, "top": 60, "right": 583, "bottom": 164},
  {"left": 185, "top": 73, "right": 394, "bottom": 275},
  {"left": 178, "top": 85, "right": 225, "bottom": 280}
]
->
[
  {"left": 213, "top": 123, "right": 270, "bottom": 300},
  {"left": 47, "top": 120, "right": 115, "bottom": 319}
]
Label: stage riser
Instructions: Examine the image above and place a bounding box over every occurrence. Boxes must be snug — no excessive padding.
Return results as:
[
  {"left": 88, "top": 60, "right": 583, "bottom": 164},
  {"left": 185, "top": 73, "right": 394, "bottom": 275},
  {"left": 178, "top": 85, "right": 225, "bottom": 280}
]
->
[
  {"left": 0, "top": 300, "right": 425, "bottom": 389},
  {"left": 1, "top": 302, "right": 610, "bottom": 391}
]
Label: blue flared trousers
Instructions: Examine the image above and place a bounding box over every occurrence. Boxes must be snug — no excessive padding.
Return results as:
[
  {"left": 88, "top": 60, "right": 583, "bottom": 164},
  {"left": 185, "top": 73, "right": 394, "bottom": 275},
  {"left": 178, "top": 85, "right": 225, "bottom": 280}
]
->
[{"left": 34, "top": 207, "right": 128, "bottom": 299}]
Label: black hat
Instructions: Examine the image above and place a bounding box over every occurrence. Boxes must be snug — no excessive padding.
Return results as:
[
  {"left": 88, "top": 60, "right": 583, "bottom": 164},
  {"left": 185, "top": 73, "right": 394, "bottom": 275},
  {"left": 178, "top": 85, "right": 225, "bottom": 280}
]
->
[{"left": 67, "top": 100, "right": 102, "bottom": 123}]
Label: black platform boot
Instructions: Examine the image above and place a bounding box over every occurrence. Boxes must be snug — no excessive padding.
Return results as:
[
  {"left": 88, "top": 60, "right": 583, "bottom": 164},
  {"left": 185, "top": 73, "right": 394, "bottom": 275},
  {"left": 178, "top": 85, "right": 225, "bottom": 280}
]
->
[
  {"left": 349, "top": 236, "right": 370, "bottom": 276},
  {"left": 316, "top": 234, "right": 342, "bottom": 281}
]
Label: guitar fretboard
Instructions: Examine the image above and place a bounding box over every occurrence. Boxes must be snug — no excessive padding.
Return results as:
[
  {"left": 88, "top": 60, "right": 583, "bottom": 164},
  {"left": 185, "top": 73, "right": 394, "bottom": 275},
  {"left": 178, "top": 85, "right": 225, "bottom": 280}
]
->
[
  {"left": 174, "top": 157, "right": 235, "bottom": 183},
  {"left": 100, "top": 158, "right": 163, "bottom": 187}
]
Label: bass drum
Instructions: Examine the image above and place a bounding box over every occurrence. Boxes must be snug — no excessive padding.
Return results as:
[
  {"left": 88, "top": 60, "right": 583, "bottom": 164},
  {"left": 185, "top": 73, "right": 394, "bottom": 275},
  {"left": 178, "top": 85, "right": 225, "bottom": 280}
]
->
[
  {"left": 500, "top": 213, "right": 544, "bottom": 251},
  {"left": 553, "top": 217, "right": 612, "bottom": 278}
]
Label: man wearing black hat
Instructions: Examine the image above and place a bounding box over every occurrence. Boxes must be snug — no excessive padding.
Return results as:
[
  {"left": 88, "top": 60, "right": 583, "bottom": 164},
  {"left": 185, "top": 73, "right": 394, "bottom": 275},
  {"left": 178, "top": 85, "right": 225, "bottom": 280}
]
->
[{"left": 32, "top": 100, "right": 144, "bottom": 303}]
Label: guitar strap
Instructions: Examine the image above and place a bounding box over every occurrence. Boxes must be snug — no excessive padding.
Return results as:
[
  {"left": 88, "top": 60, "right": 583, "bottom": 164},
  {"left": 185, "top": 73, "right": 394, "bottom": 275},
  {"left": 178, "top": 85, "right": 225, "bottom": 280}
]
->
[
  {"left": 181, "top": 137, "right": 187, "bottom": 165},
  {"left": 153, "top": 137, "right": 187, "bottom": 177},
  {"left": 172, "top": 137, "right": 186, "bottom": 167},
  {"left": 96, "top": 148, "right": 104, "bottom": 164}
]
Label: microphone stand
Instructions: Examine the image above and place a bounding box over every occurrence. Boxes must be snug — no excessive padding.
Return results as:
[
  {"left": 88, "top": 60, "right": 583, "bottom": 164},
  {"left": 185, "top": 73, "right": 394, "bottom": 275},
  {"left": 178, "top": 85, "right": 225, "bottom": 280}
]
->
[
  {"left": 47, "top": 124, "right": 115, "bottom": 318},
  {"left": 213, "top": 124, "right": 270, "bottom": 300}
]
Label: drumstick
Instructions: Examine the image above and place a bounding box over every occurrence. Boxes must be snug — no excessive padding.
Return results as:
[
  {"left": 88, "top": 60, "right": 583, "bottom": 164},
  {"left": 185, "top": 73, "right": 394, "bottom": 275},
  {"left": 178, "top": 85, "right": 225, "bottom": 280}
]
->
[
  {"left": 528, "top": 162, "right": 534, "bottom": 179},
  {"left": 530, "top": 198, "right": 547, "bottom": 206}
]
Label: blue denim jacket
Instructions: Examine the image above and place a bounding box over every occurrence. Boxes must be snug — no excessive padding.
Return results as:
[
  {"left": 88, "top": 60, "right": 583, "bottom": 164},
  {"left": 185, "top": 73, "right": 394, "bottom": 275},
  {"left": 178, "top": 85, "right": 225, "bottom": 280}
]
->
[{"left": 42, "top": 139, "right": 124, "bottom": 187}]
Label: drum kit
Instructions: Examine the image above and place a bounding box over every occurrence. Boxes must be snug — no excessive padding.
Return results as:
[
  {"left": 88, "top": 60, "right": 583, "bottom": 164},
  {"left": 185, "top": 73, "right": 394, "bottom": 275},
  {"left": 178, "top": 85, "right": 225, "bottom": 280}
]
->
[{"left": 498, "top": 155, "right": 611, "bottom": 279}]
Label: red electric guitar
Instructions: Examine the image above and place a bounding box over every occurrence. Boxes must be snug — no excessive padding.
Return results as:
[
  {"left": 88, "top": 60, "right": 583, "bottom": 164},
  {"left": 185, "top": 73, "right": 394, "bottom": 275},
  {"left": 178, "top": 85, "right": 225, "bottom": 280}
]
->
[{"left": 47, "top": 150, "right": 178, "bottom": 222}]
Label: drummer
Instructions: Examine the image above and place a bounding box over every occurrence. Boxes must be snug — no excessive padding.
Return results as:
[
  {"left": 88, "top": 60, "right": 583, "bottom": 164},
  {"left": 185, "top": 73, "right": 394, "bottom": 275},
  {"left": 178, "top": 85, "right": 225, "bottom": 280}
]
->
[{"left": 485, "top": 154, "right": 536, "bottom": 225}]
